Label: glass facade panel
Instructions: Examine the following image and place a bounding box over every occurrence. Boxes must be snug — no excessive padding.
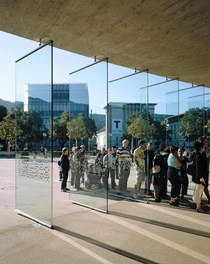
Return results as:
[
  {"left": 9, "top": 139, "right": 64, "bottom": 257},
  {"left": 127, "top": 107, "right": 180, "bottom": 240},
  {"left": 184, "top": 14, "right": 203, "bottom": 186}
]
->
[
  {"left": 108, "top": 71, "right": 149, "bottom": 201},
  {"left": 204, "top": 91, "right": 210, "bottom": 142},
  {"left": 69, "top": 59, "right": 108, "bottom": 212},
  {"left": 178, "top": 85, "right": 204, "bottom": 148},
  {"left": 146, "top": 79, "right": 179, "bottom": 149},
  {"left": 144, "top": 79, "right": 179, "bottom": 201},
  {"left": 15, "top": 42, "right": 53, "bottom": 227}
]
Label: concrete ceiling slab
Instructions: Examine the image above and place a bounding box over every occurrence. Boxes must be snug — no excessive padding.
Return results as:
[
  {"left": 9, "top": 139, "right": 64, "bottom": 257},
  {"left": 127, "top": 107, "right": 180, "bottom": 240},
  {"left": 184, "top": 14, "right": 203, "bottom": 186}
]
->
[{"left": 0, "top": 0, "right": 210, "bottom": 87}]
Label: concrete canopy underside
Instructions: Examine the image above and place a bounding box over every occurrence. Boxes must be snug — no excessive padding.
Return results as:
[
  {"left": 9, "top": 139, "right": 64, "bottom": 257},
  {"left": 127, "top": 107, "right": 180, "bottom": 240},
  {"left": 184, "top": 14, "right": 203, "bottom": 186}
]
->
[{"left": 1, "top": 0, "right": 210, "bottom": 87}]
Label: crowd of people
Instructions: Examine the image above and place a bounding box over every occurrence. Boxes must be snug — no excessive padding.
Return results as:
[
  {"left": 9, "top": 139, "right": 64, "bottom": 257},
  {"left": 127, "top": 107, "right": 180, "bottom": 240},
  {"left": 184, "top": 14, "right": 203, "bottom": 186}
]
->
[{"left": 58, "top": 136, "right": 210, "bottom": 214}]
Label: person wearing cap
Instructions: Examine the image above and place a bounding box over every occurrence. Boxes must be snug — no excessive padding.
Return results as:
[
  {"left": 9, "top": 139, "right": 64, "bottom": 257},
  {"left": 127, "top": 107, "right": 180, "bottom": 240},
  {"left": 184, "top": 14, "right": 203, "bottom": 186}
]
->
[{"left": 116, "top": 139, "right": 131, "bottom": 194}]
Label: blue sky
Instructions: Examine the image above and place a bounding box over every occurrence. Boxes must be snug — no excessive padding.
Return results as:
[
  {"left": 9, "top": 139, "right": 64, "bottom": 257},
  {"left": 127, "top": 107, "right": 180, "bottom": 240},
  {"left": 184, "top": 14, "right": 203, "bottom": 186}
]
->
[
  {"left": 0, "top": 31, "right": 132, "bottom": 103},
  {"left": 1, "top": 30, "right": 206, "bottom": 115}
]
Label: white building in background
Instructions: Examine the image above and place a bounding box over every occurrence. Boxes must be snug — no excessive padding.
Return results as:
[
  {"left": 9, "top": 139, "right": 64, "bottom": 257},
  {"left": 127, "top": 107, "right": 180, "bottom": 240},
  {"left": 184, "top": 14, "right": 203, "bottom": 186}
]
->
[
  {"left": 96, "top": 128, "right": 106, "bottom": 150},
  {"left": 106, "top": 102, "right": 156, "bottom": 148}
]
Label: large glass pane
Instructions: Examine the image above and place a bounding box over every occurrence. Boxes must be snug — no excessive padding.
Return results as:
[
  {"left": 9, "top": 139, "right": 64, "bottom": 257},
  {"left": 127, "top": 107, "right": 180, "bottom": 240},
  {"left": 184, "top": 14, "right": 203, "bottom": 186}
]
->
[
  {"left": 166, "top": 90, "right": 179, "bottom": 146},
  {"left": 69, "top": 59, "right": 108, "bottom": 212},
  {"left": 204, "top": 91, "right": 210, "bottom": 141},
  {"left": 178, "top": 85, "right": 204, "bottom": 148},
  {"left": 145, "top": 78, "right": 179, "bottom": 202},
  {"left": 147, "top": 79, "right": 179, "bottom": 149},
  {"left": 15, "top": 42, "right": 53, "bottom": 227},
  {"left": 108, "top": 71, "right": 149, "bottom": 202}
]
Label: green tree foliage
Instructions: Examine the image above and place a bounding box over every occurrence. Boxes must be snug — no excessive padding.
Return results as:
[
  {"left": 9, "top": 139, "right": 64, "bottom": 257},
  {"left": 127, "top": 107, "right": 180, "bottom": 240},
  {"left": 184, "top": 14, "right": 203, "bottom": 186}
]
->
[
  {"left": 179, "top": 108, "right": 205, "bottom": 141},
  {"left": 153, "top": 120, "right": 166, "bottom": 140},
  {"left": 0, "top": 105, "right": 8, "bottom": 122},
  {"left": 0, "top": 114, "right": 16, "bottom": 145},
  {"left": 205, "top": 119, "right": 210, "bottom": 134},
  {"left": 127, "top": 112, "right": 156, "bottom": 141},
  {"left": 67, "top": 113, "right": 96, "bottom": 145},
  {"left": 49, "top": 111, "right": 70, "bottom": 149},
  {"left": 15, "top": 108, "right": 45, "bottom": 150}
]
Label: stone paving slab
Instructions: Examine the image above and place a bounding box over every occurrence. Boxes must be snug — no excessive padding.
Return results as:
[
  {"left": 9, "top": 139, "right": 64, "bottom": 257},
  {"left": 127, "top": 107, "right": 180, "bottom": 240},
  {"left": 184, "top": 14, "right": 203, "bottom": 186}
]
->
[{"left": 1, "top": 158, "right": 210, "bottom": 264}]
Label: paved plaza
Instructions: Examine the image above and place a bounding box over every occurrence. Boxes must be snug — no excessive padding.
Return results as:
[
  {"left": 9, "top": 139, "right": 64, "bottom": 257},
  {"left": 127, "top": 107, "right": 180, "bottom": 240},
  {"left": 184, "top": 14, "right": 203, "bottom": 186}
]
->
[{"left": 1, "top": 158, "right": 210, "bottom": 264}]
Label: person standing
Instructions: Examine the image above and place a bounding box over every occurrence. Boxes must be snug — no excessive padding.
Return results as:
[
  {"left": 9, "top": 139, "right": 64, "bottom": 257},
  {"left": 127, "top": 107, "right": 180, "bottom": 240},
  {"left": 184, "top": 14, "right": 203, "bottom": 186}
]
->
[
  {"left": 112, "top": 146, "right": 119, "bottom": 179},
  {"left": 177, "top": 147, "right": 189, "bottom": 201},
  {"left": 197, "top": 136, "right": 210, "bottom": 204},
  {"left": 61, "top": 147, "right": 70, "bottom": 192},
  {"left": 167, "top": 146, "right": 182, "bottom": 206},
  {"left": 152, "top": 165, "right": 162, "bottom": 202},
  {"left": 103, "top": 148, "right": 116, "bottom": 190},
  {"left": 193, "top": 141, "right": 209, "bottom": 213},
  {"left": 70, "top": 147, "right": 77, "bottom": 188},
  {"left": 133, "top": 140, "right": 146, "bottom": 198},
  {"left": 117, "top": 139, "right": 131, "bottom": 194},
  {"left": 79, "top": 145, "right": 87, "bottom": 184},
  {"left": 144, "top": 142, "right": 155, "bottom": 195},
  {"left": 95, "top": 147, "right": 106, "bottom": 168},
  {"left": 74, "top": 146, "right": 84, "bottom": 191},
  {"left": 154, "top": 147, "right": 170, "bottom": 198}
]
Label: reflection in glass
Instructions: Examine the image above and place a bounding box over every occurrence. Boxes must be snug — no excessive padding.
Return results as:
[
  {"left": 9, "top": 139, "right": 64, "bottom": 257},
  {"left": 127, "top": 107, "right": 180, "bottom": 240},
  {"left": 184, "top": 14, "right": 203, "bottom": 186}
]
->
[
  {"left": 145, "top": 78, "right": 179, "bottom": 201},
  {"left": 178, "top": 85, "right": 204, "bottom": 148},
  {"left": 108, "top": 71, "right": 149, "bottom": 202},
  {"left": 69, "top": 59, "right": 108, "bottom": 213},
  {"left": 15, "top": 42, "right": 53, "bottom": 227}
]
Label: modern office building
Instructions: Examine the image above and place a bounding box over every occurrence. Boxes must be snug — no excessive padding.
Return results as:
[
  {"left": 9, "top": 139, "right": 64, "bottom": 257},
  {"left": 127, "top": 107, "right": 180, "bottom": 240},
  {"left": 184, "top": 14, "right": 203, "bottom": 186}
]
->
[{"left": 24, "top": 83, "right": 89, "bottom": 128}]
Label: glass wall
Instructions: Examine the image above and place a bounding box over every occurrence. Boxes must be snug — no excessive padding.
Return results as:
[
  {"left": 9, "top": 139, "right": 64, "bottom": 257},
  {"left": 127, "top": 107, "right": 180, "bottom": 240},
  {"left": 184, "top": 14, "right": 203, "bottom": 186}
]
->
[
  {"left": 108, "top": 71, "right": 149, "bottom": 201},
  {"left": 145, "top": 79, "right": 179, "bottom": 149},
  {"left": 141, "top": 78, "right": 179, "bottom": 201},
  {"left": 15, "top": 41, "right": 53, "bottom": 227},
  {"left": 204, "top": 91, "right": 210, "bottom": 141},
  {"left": 69, "top": 59, "right": 108, "bottom": 212},
  {"left": 178, "top": 85, "right": 204, "bottom": 148}
]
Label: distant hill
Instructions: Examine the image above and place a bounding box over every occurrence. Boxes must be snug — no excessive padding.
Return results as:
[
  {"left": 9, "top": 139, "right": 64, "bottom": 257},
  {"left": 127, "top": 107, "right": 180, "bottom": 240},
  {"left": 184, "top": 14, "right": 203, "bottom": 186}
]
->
[
  {"left": 0, "top": 98, "right": 106, "bottom": 130},
  {"left": 91, "top": 113, "right": 105, "bottom": 131},
  {"left": 0, "top": 99, "right": 23, "bottom": 111},
  {"left": 0, "top": 98, "right": 16, "bottom": 110}
]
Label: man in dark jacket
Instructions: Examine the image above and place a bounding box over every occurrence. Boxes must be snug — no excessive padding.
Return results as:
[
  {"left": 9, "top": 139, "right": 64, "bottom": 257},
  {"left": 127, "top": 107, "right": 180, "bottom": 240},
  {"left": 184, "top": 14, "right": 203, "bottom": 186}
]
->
[
  {"left": 193, "top": 142, "right": 208, "bottom": 213},
  {"left": 61, "top": 147, "right": 70, "bottom": 192}
]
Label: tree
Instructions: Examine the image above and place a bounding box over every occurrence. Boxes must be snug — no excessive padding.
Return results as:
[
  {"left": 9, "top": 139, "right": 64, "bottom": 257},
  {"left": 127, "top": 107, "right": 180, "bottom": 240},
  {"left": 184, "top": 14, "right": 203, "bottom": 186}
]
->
[
  {"left": 179, "top": 108, "right": 205, "bottom": 141},
  {"left": 127, "top": 112, "right": 156, "bottom": 142},
  {"left": 67, "top": 113, "right": 96, "bottom": 146},
  {"left": 0, "top": 105, "right": 8, "bottom": 122},
  {"left": 49, "top": 111, "right": 70, "bottom": 149},
  {"left": 16, "top": 109, "right": 46, "bottom": 150},
  {"left": 205, "top": 119, "right": 210, "bottom": 134},
  {"left": 0, "top": 114, "right": 16, "bottom": 145}
]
